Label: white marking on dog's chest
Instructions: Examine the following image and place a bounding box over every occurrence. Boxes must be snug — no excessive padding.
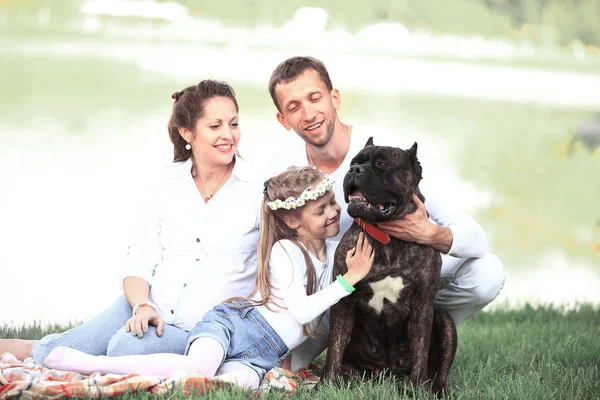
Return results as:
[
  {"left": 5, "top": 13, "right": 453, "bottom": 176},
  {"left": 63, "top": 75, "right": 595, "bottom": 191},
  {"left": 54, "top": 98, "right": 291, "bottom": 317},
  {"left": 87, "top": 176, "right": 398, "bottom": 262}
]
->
[{"left": 368, "top": 276, "right": 405, "bottom": 314}]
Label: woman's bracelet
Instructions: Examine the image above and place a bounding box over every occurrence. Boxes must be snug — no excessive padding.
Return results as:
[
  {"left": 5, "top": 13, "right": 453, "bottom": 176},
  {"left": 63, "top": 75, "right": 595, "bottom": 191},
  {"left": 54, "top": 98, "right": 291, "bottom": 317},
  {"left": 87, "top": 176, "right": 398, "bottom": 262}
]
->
[
  {"left": 336, "top": 274, "right": 356, "bottom": 293},
  {"left": 132, "top": 300, "right": 159, "bottom": 316}
]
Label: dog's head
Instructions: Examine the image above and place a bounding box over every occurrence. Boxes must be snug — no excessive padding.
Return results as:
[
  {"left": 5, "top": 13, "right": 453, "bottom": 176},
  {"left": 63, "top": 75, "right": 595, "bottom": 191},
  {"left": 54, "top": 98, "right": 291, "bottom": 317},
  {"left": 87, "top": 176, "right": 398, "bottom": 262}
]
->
[{"left": 343, "top": 137, "right": 423, "bottom": 223}]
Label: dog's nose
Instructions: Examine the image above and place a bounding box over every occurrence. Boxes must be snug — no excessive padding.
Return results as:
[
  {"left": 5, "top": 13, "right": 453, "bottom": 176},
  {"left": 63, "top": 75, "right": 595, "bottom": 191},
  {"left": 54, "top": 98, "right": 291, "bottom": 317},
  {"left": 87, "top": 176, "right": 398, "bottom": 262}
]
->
[{"left": 349, "top": 165, "right": 364, "bottom": 175}]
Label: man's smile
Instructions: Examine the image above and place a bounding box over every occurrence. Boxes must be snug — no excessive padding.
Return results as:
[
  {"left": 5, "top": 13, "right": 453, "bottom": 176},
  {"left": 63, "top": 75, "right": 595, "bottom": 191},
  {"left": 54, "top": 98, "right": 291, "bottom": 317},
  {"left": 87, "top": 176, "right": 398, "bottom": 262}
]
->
[{"left": 304, "top": 121, "right": 324, "bottom": 133}]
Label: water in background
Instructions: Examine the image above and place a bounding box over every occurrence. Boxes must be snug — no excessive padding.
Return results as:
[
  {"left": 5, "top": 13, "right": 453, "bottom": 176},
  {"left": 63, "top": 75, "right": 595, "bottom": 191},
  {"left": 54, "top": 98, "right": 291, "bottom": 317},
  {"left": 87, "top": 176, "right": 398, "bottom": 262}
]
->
[{"left": 1, "top": 3, "right": 599, "bottom": 325}]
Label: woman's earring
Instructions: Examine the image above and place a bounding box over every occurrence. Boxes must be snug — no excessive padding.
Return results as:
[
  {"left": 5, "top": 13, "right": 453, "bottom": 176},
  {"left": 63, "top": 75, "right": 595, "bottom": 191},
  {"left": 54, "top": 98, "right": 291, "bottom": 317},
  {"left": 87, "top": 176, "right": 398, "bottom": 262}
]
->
[{"left": 185, "top": 143, "right": 191, "bottom": 150}]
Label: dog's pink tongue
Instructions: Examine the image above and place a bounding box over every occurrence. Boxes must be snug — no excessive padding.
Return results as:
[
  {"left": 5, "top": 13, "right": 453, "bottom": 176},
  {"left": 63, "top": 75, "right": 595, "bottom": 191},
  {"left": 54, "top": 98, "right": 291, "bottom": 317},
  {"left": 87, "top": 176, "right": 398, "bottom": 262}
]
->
[{"left": 349, "top": 189, "right": 363, "bottom": 198}]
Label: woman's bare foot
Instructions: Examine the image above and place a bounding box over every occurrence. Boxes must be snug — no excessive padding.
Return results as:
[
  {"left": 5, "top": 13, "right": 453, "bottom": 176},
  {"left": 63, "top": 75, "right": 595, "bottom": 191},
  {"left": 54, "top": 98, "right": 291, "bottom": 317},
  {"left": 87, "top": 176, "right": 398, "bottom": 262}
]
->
[{"left": 0, "top": 339, "right": 37, "bottom": 361}]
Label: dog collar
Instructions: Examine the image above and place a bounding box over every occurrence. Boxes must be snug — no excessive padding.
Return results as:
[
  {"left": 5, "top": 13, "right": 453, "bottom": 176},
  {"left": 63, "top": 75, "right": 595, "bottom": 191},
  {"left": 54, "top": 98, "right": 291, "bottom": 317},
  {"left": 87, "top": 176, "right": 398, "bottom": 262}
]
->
[{"left": 354, "top": 218, "right": 391, "bottom": 244}]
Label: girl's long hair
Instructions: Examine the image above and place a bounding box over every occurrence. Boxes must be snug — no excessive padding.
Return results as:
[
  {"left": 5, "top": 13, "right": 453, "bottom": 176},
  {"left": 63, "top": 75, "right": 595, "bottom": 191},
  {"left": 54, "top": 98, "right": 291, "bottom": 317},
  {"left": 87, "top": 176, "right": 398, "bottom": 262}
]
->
[{"left": 233, "top": 166, "right": 326, "bottom": 337}]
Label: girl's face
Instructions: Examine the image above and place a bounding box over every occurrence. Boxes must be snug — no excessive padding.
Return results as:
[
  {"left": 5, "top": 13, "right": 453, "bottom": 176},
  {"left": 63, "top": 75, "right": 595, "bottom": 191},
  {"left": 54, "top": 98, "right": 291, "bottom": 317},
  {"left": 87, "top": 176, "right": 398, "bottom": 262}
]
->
[
  {"left": 183, "top": 96, "right": 240, "bottom": 166},
  {"left": 294, "top": 191, "right": 341, "bottom": 240}
]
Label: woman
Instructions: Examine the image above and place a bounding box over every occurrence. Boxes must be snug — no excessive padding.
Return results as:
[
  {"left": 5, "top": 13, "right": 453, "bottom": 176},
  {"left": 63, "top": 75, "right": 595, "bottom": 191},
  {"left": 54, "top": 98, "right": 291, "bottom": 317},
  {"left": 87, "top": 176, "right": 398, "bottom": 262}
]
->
[{"left": 0, "top": 80, "right": 263, "bottom": 368}]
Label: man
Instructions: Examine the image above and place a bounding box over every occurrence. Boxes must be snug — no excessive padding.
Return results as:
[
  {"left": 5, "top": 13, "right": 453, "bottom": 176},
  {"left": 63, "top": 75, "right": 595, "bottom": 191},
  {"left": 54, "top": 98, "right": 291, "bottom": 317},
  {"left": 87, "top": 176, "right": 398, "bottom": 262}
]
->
[{"left": 266, "top": 56, "right": 505, "bottom": 371}]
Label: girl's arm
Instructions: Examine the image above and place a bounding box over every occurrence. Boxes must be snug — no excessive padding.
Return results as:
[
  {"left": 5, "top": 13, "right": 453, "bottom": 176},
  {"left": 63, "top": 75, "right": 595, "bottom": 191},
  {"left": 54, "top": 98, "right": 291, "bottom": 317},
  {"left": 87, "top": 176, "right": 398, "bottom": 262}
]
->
[{"left": 271, "top": 235, "right": 373, "bottom": 325}]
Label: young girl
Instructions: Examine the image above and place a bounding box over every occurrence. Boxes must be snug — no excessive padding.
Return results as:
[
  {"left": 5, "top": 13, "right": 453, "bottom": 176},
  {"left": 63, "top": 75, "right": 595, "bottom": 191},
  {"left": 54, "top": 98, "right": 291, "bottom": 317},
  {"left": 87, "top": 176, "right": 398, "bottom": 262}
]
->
[{"left": 43, "top": 166, "right": 374, "bottom": 390}]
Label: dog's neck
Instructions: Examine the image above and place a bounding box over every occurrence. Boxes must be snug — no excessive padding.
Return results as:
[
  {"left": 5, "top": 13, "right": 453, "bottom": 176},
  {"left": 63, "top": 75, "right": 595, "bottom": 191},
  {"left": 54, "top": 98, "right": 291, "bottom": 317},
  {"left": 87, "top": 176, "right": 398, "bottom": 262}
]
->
[
  {"left": 393, "top": 203, "right": 418, "bottom": 221},
  {"left": 354, "top": 218, "right": 391, "bottom": 244},
  {"left": 393, "top": 188, "right": 424, "bottom": 221}
]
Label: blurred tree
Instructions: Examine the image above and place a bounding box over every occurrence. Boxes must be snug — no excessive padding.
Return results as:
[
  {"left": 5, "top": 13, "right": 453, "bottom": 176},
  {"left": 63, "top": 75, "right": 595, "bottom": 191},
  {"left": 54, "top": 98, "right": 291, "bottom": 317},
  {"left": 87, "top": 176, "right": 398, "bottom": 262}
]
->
[
  {"left": 4, "top": 0, "right": 598, "bottom": 47},
  {"left": 483, "top": 0, "right": 600, "bottom": 46},
  {"left": 171, "top": 0, "right": 599, "bottom": 46},
  {"left": 1, "top": 0, "right": 81, "bottom": 18}
]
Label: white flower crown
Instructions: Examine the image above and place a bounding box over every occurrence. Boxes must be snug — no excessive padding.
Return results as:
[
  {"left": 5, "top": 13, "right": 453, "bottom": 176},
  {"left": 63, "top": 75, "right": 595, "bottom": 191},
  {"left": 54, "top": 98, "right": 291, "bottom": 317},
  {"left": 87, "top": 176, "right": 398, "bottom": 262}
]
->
[{"left": 267, "top": 175, "right": 334, "bottom": 210}]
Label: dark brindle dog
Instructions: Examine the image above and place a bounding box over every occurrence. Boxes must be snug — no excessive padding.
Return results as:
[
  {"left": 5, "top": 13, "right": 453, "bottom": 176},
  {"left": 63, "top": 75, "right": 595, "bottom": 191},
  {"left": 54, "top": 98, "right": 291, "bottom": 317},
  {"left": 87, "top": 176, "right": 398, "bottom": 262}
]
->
[{"left": 321, "top": 138, "right": 457, "bottom": 394}]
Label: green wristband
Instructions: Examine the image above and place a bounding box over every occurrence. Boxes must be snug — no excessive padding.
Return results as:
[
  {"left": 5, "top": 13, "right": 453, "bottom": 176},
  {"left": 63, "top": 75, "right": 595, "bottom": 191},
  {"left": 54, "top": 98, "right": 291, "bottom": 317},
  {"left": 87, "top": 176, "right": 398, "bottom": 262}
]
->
[{"left": 336, "top": 274, "right": 355, "bottom": 293}]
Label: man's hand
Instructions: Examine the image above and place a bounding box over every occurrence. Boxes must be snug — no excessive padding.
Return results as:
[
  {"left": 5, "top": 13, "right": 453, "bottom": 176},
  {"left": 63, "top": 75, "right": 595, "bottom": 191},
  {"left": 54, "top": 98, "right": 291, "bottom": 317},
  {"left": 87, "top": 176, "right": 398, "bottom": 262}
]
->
[{"left": 378, "top": 194, "right": 453, "bottom": 253}]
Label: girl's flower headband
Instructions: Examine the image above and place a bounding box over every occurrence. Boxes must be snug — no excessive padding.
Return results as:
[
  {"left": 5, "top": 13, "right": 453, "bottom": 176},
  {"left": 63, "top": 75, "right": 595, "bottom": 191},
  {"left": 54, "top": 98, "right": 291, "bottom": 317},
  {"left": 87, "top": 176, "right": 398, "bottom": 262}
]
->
[{"left": 265, "top": 175, "right": 334, "bottom": 210}]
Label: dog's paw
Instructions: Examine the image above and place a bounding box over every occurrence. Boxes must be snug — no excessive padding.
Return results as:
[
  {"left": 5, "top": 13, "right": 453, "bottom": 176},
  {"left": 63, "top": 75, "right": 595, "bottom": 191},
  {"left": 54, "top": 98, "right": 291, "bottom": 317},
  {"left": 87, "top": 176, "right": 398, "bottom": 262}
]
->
[
  {"left": 432, "top": 380, "right": 450, "bottom": 398},
  {"left": 319, "top": 368, "right": 345, "bottom": 388}
]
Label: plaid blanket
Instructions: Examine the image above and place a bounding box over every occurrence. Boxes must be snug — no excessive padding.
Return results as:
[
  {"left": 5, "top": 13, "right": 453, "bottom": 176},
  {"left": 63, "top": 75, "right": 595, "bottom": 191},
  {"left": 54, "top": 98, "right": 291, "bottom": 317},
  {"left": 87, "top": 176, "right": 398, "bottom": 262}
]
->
[{"left": 0, "top": 353, "right": 320, "bottom": 399}]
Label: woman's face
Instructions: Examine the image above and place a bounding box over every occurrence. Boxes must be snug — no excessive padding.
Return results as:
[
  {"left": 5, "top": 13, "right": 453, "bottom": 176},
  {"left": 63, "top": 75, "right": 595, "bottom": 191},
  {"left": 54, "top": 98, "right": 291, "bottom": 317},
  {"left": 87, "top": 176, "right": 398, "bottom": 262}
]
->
[{"left": 187, "top": 96, "right": 240, "bottom": 166}]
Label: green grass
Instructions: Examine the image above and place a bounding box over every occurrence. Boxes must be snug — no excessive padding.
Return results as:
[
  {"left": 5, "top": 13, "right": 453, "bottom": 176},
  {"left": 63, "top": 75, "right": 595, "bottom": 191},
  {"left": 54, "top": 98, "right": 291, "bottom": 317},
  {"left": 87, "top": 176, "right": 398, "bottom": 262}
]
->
[{"left": 3, "top": 305, "right": 599, "bottom": 399}]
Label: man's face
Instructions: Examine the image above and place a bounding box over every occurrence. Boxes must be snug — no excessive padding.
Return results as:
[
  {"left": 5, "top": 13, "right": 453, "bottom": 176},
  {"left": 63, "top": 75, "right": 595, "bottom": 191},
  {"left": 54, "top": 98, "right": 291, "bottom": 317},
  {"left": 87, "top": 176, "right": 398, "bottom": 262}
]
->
[{"left": 274, "top": 69, "right": 340, "bottom": 148}]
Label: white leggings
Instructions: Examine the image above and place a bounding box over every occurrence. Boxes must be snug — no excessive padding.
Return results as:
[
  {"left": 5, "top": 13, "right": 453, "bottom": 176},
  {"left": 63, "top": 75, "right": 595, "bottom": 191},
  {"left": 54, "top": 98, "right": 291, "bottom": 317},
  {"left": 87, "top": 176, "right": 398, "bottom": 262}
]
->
[{"left": 43, "top": 337, "right": 261, "bottom": 390}]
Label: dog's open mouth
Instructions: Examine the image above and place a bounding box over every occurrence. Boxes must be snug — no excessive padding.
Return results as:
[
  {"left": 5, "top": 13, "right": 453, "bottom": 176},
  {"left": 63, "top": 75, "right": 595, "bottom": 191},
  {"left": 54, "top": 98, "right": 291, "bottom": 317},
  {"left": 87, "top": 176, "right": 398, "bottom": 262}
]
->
[{"left": 348, "top": 189, "right": 397, "bottom": 217}]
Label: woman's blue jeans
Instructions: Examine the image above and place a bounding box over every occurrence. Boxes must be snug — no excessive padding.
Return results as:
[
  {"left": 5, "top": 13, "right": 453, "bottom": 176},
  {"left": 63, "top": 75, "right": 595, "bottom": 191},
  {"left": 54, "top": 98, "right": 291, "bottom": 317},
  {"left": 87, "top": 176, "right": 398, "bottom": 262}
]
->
[{"left": 32, "top": 295, "right": 189, "bottom": 366}]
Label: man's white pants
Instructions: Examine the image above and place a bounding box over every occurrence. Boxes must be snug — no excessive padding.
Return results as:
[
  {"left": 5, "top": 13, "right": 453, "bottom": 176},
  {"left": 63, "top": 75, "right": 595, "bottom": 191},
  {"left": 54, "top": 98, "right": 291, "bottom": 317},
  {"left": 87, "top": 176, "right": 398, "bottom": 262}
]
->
[
  {"left": 435, "top": 252, "right": 505, "bottom": 325},
  {"left": 290, "top": 253, "right": 506, "bottom": 371}
]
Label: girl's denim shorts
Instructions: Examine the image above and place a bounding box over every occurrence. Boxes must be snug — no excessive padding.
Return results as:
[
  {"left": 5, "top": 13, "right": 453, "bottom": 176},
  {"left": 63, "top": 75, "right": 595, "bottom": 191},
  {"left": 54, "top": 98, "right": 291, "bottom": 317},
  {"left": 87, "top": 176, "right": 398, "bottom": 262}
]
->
[{"left": 186, "top": 300, "right": 289, "bottom": 381}]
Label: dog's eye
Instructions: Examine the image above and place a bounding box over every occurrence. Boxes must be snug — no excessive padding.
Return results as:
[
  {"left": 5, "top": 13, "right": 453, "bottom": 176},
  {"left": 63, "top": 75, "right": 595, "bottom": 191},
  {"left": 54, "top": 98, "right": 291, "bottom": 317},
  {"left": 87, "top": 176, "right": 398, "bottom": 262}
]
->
[{"left": 377, "top": 161, "right": 390, "bottom": 169}]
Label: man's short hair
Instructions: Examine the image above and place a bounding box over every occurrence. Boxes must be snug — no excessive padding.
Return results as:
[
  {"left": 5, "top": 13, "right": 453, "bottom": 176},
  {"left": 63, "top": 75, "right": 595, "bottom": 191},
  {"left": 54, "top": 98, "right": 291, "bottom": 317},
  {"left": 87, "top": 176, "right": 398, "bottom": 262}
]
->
[{"left": 268, "top": 56, "right": 334, "bottom": 112}]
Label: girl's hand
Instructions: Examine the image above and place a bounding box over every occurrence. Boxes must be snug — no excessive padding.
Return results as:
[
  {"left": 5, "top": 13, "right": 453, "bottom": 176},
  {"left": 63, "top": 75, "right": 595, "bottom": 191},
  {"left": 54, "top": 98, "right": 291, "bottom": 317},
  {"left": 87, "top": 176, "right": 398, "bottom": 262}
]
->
[
  {"left": 125, "top": 307, "right": 165, "bottom": 338},
  {"left": 343, "top": 232, "right": 375, "bottom": 286}
]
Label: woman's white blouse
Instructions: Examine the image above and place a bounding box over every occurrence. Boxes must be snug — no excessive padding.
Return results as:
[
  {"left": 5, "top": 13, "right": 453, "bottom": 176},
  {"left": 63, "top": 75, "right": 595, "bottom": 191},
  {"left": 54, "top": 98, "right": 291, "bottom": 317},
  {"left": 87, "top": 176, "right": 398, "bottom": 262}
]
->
[{"left": 122, "top": 157, "right": 262, "bottom": 331}]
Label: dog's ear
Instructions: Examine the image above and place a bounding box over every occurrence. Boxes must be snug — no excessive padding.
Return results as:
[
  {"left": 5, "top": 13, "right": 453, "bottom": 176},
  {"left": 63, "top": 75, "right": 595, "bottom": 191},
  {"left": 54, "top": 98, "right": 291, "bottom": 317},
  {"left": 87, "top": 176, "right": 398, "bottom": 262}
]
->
[
  {"left": 408, "top": 142, "right": 418, "bottom": 157},
  {"left": 364, "top": 137, "right": 374, "bottom": 147},
  {"left": 408, "top": 142, "right": 422, "bottom": 179}
]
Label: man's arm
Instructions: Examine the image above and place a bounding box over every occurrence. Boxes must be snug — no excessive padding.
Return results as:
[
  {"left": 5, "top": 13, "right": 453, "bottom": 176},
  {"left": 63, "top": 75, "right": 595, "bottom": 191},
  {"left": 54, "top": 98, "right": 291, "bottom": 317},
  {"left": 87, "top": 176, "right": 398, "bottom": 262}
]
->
[
  {"left": 379, "top": 193, "right": 488, "bottom": 258},
  {"left": 366, "top": 133, "right": 488, "bottom": 258},
  {"left": 378, "top": 194, "right": 453, "bottom": 253}
]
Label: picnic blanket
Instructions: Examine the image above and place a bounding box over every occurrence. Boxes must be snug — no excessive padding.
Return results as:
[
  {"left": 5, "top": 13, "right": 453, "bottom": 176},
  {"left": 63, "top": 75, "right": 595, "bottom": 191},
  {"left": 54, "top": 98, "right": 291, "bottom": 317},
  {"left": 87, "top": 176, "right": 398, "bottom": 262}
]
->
[{"left": 0, "top": 353, "right": 320, "bottom": 399}]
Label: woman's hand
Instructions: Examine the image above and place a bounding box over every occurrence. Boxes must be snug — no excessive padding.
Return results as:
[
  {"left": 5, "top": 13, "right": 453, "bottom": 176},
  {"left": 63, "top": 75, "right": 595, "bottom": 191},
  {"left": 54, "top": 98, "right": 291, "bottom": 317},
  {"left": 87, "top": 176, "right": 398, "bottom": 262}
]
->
[
  {"left": 343, "top": 232, "right": 375, "bottom": 286},
  {"left": 125, "top": 307, "right": 165, "bottom": 338}
]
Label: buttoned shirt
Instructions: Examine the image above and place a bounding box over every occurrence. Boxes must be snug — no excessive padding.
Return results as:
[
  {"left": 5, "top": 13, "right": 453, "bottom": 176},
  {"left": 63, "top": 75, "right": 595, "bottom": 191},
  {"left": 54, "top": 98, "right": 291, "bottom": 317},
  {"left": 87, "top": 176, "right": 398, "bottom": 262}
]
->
[{"left": 122, "top": 157, "right": 262, "bottom": 331}]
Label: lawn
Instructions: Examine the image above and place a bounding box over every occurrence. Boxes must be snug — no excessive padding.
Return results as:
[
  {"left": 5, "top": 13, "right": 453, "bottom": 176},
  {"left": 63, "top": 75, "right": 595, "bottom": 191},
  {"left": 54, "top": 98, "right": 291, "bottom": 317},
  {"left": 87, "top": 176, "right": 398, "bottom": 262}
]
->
[{"left": 2, "top": 304, "right": 599, "bottom": 399}]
